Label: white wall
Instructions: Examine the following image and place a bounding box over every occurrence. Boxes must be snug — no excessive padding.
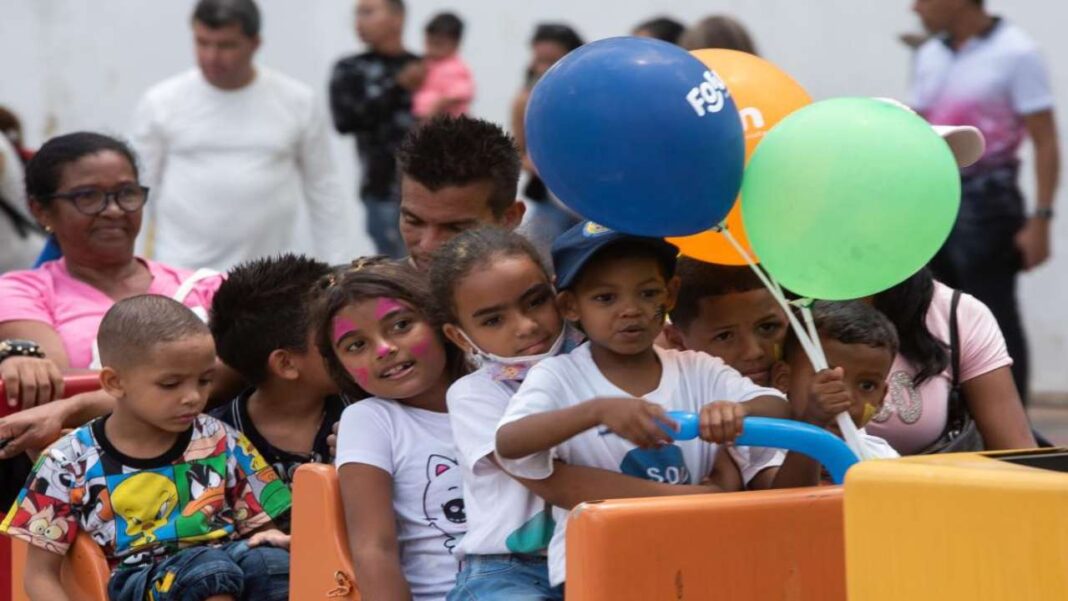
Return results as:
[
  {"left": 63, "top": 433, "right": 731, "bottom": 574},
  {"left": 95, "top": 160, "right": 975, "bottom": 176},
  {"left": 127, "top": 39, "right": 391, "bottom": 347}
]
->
[{"left": 1, "top": 0, "right": 1065, "bottom": 393}]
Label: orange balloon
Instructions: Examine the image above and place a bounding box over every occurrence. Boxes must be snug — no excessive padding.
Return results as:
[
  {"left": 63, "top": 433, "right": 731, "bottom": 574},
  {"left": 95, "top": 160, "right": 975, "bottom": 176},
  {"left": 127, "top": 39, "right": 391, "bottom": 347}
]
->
[{"left": 668, "top": 50, "right": 812, "bottom": 265}]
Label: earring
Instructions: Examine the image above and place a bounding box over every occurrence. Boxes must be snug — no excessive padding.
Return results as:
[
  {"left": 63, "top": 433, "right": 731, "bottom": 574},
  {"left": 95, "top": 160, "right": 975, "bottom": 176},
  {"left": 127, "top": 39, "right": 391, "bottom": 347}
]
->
[{"left": 43, "top": 225, "right": 53, "bottom": 233}]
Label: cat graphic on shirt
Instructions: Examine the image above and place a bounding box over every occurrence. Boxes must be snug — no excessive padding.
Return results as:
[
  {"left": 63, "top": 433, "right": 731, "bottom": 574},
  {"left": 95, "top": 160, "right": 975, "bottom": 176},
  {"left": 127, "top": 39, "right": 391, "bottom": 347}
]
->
[{"left": 422, "top": 454, "right": 466, "bottom": 552}]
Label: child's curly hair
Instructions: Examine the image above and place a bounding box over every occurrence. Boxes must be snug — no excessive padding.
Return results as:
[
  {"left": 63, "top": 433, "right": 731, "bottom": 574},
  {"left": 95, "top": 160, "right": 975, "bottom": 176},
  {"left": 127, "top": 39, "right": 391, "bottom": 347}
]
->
[{"left": 309, "top": 256, "right": 470, "bottom": 400}]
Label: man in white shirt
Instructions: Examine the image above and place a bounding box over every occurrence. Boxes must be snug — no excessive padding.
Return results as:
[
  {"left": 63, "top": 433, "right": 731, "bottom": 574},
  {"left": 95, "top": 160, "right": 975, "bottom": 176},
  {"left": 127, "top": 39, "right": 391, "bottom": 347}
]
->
[
  {"left": 132, "top": 0, "right": 354, "bottom": 272},
  {"left": 909, "top": 0, "right": 1060, "bottom": 401}
]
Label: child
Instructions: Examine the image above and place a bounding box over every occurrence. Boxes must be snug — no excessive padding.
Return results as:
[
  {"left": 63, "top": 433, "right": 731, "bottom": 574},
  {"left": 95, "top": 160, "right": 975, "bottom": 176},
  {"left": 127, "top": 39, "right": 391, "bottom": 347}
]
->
[
  {"left": 494, "top": 222, "right": 791, "bottom": 587},
  {"left": 666, "top": 260, "right": 895, "bottom": 487},
  {"left": 432, "top": 227, "right": 735, "bottom": 600},
  {"left": 773, "top": 301, "right": 900, "bottom": 468},
  {"left": 312, "top": 257, "right": 470, "bottom": 601},
  {"left": 208, "top": 254, "right": 349, "bottom": 528},
  {"left": 664, "top": 257, "right": 788, "bottom": 387},
  {"left": 413, "top": 12, "right": 475, "bottom": 119},
  {"left": 1, "top": 295, "right": 291, "bottom": 601}
]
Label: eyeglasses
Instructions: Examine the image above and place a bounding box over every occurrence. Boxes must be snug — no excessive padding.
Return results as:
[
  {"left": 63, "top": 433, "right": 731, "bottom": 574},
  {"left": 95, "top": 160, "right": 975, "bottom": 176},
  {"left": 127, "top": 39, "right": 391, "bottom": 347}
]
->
[{"left": 48, "top": 185, "right": 149, "bottom": 216}]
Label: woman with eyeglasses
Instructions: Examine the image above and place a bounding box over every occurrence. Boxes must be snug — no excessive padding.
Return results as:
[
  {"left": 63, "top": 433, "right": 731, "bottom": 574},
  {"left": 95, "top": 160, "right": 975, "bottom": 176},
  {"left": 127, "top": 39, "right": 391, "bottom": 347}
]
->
[{"left": 0, "top": 132, "right": 224, "bottom": 412}]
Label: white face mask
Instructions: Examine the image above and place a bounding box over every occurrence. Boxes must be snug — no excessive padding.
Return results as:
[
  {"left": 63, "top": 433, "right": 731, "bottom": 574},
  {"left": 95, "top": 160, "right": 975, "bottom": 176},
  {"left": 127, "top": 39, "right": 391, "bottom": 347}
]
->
[{"left": 457, "top": 325, "right": 569, "bottom": 367}]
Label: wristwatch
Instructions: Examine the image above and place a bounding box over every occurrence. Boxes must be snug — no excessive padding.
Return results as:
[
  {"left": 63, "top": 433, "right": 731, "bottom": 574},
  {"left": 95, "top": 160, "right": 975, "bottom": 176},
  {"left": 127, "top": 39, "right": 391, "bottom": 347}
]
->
[
  {"left": 0, "top": 339, "right": 45, "bottom": 363},
  {"left": 1035, "top": 207, "right": 1055, "bottom": 220}
]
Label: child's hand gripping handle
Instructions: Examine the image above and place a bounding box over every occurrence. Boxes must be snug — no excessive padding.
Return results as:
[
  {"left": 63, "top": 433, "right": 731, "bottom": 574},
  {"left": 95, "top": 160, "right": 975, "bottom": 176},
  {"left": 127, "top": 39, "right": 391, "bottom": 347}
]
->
[{"left": 657, "top": 412, "right": 859, "bottom": 484}]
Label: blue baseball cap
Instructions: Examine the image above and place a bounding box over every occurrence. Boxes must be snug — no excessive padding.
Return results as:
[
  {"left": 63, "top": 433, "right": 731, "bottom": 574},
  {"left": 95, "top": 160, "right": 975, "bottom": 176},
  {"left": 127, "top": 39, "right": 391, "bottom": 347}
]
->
[{"left": 551, "top": 221, "right": 680, "bottom": 290}]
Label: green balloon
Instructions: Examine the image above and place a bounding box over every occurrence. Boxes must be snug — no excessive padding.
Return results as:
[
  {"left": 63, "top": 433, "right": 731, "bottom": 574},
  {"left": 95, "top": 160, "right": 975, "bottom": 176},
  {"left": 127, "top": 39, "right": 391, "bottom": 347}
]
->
[{"left": 740, "top": 97, "right": 961, "bottom": 300}]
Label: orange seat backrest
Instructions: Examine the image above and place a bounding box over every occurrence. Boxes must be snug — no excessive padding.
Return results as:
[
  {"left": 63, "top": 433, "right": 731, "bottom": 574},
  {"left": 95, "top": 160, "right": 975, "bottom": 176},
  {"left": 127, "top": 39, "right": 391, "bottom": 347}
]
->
[
  {"left": 290, "top": 463, "right": 360, "bottom": 600},
  {"left": 10, "top": 533, "right": 110, "bottom": 601},
  {"left": 565, "top": 486, "right": 846, "bottom": 601}
]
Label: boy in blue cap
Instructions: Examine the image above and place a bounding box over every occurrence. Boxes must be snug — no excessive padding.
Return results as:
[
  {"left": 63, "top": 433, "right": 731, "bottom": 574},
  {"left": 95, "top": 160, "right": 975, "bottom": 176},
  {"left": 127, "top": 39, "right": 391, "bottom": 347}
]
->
[{"left": 495, "top": 221, "right": 790, "bottom": 586}]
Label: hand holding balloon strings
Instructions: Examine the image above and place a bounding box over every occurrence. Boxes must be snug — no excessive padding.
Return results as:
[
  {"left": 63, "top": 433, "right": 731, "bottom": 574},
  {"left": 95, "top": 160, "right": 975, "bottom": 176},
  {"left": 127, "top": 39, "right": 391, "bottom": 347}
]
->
[{"left": 714, "top": 222, "right": 870, "bottom": 460}]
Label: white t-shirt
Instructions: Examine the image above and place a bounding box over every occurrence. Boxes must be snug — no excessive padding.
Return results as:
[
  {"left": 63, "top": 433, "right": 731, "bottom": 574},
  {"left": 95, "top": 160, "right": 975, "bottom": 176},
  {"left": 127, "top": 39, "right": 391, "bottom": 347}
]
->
[
  {"left": 447, "top": 369, "right": 554, "bottom": 560},
  {"left": 496, "top": 342, "right": 785, "bottom": 585},
  {"left": 131, "top": 67, "right": 356, "bottom": 271},
  {"left": 335, "top": 398, "right": 466, "bottom": 601},
  {"left": 911, "top": 19, "right": 1054, "bottom": 171},
  {"left": 857, "top": 429, "right": 899, "bottom": 460}
]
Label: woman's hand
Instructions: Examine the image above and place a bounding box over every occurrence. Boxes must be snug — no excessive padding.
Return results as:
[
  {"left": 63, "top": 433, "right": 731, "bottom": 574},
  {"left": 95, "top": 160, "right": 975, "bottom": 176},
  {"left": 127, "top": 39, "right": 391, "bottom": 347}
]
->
[{"left": 1, "top": 356, "right": 64, "bottom": 409}]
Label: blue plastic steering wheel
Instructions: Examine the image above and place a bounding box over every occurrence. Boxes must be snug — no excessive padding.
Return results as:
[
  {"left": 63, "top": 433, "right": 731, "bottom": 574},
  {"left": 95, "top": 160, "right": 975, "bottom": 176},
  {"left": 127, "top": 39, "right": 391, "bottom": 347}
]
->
[{"left": 661, "top": 411, "right": 859, "bottom": 484}]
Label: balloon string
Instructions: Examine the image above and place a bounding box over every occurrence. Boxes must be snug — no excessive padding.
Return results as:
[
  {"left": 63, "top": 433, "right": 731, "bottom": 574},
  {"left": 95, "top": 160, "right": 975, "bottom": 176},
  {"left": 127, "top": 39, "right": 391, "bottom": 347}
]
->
[
  {"left": 798, "top": 301, "right": 828, "bottom": 368},
  {"left": 718, "top": 224, "right": 868, "bottom": 460}
]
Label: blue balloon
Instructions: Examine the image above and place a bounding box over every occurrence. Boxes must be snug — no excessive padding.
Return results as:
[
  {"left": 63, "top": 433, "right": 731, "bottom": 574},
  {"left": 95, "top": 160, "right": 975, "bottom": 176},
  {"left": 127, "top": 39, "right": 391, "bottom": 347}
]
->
[
  {"left": 525, "top": 37, "right": 745, "bottom": 237},
  {"left": 661, "top": 413, "right": 859, "bottom": 484}
]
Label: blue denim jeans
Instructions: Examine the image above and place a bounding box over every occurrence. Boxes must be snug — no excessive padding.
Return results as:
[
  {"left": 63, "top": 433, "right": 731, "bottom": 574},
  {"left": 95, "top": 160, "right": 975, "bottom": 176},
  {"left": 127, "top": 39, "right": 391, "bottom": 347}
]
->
[
  {"left": 361, "top": 194, "right": 405, "bottom": 259},
  {"left": 929, "top": 164, "right": 1029, "bottom": 401},
  {"left": 108, "top": 541, "right": 289, "bottom": 601},
  {"left": 447, "top": 554, "right": 563, "bottom": 601}
]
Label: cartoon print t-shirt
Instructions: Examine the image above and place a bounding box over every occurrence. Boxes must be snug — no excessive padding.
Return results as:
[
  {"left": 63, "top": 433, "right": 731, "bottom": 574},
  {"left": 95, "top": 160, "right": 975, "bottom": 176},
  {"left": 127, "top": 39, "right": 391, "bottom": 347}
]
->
[
  {"left": 335, "top": 398, "right": 466, "bottom": 601},
  {"left": 496, "top": 342, "right": 786, "bottom": 585},
  {"left": 0, "top": 414, "right": 291, "bottom": 570}
]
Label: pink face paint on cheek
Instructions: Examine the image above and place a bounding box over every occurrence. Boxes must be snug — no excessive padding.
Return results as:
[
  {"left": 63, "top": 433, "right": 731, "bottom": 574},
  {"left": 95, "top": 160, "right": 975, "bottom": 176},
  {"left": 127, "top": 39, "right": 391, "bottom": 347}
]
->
[
  {"left": 347, "top": 366, "right": 370, "bottom": 387},
  {"left": 332, "top": 317, "right": 359, "bottom": 345},
  {"left": 374, "top": 297, "right": 406, "bottom": 320},
  {"left": 410, "top": 336, "right": 431, "bottom": 359}
]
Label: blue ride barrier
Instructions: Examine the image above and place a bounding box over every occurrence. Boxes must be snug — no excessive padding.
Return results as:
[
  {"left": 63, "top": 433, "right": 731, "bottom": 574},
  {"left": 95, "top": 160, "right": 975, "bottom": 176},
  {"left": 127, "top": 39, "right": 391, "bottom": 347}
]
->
[{"left": 661, "top": 412, "right": 859, "bottom": 484}]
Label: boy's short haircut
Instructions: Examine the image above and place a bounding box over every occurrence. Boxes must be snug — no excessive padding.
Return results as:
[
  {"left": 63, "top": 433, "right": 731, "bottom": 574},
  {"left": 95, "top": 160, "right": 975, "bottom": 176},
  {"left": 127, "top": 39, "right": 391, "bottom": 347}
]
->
[
  {"left": 426, "top": 12, "right": 463, "bottom": 41},
  {"left": 670, "top": 257, "right": 766, "bottom": 330},
  {"left": 209, "top": 254, "right": 331, "bottom": 385},
  {"left": 192, "top": 0, "right": 260, "bottom": 37},
  {"left": 98, "top": 295, "right": 211, "bottom": 369},
  {"left": 784, "top": 300, "right": 900, "bottom": 360},
  {"left": 396, "top": 115, "right": 521, "bottom": 218}
]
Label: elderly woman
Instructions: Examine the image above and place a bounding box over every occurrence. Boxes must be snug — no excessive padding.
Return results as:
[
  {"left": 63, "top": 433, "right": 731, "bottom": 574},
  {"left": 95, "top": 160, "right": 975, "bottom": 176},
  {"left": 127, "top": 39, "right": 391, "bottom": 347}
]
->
[{"left": 0, "top": 132, "right": 224, "bottom": 449}]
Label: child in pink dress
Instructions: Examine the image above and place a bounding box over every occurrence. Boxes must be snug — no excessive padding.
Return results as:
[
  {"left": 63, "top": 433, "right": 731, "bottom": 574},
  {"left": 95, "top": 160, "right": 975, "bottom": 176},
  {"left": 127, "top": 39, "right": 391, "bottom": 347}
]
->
[{"left": 413, "top": 12, "right": 475, "bottom": 119}]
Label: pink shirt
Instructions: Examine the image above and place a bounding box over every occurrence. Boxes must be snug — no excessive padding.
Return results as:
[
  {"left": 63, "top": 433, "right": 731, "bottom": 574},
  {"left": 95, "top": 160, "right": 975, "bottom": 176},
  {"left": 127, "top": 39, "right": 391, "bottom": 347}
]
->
[
  {"left": 412, "top": 55, "right": 475, "bottom": 118},
  {"left": 866, "top": 282, "right": 1012, "bottom": 455},
  {"left": 0, "top": 258, "right": 222, "bottom": 369}
]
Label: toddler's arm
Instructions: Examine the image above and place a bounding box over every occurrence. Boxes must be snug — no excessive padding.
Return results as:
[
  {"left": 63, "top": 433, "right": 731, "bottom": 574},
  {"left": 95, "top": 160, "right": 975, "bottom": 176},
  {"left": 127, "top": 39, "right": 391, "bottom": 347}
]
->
[
  {"left": 338, "top": 463, "right": 412, "bottom": 601},
  {"left": 752, "top": 368, "right": 852, "bottom": 489},
  {"left": 24, "top": 546, "right": 69, "bottom": 601},
  {"left": 516, "top": 461, "right": 721, "bottom": 509},
  {"left": 496, "top": 397, "right": 674, "bottom": 460},
  {"left": 697, "top": 395, "right": 790, "bottom": 445}
]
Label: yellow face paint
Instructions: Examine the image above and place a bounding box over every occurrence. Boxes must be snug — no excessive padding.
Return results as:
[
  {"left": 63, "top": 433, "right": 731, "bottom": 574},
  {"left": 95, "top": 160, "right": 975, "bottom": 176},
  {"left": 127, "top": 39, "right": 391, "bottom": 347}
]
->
[
  {"left": 860, "top": 403, "right": 878, "bottom": 427},
  {"left": 773, "top": 343, "right": 783, "bottom": 361}
]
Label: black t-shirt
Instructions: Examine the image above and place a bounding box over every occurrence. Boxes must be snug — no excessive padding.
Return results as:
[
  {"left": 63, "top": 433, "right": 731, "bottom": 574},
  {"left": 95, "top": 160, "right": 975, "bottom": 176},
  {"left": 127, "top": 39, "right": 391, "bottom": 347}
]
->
[
  {"left": 329, "top": 50, "right": 420, "bottom": 199},
  {"left": 209, "top": 389, "right": 349, "bottom": 488}
]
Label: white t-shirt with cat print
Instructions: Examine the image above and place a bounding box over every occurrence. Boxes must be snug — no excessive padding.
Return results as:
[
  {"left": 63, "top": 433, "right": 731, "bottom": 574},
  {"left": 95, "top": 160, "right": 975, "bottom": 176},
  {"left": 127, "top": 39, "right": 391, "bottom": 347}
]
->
[
  {"left": 335, "top": 398, "right": 466, "bottom": 601},
  {"left": 496, "top": 342, "right": 786, "bottom": 585}
]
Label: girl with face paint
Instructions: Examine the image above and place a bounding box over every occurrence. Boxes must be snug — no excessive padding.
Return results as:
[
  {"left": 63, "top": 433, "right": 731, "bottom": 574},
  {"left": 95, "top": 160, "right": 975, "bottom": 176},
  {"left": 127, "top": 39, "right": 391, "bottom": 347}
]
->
[
  {"left": 310, "top": 257, "right": 470, "bottom": 601},
  {"left": 429, "top": 228, "right": 729, "bottom": 600}
]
